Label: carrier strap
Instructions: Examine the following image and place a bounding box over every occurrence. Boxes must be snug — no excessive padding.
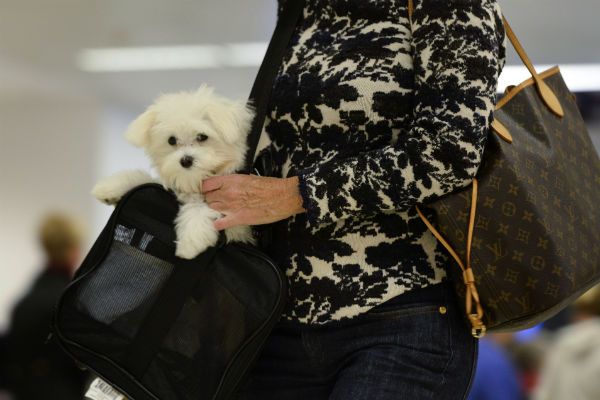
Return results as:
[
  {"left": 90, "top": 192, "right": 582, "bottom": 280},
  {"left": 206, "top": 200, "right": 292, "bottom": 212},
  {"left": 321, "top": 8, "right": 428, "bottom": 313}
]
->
[{"left": 241, "top": 0, "right": 306, "bottom": 173}]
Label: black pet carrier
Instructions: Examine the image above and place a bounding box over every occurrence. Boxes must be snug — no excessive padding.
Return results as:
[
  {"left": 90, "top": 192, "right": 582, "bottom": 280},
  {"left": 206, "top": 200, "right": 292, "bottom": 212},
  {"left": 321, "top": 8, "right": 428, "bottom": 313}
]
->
[{"left": 52, "top": 184, "right": 287, "bottom": 400}]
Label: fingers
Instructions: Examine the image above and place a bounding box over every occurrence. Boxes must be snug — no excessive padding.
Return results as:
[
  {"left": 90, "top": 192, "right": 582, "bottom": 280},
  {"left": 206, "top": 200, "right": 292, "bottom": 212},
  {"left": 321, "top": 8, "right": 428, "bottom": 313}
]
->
[
  {"left": 206, "top": 200, "right": 226, "bottom": 212},
  {"left": 202, "top": 174, "right": 257, "bottom": 194},
  {"left": 204, "top": 190, "right": 216, "bottom": 204},
  {"left": 201, "top": 176, "right": 224, "bottom": 193},
  {"left": 203, "top": 175, "right": 248, "bottom": 204},
  {"left": 202, "top": 176, "right": 227, "bottom": 203},
  {"left": 213, "top": 214, "right": 237, "bottom": 231},
  {"left": 204, "top": 185, "right": 235, "bottom": 205},
  {"left": 201, "top": 174, "right": 264, "bottom": 230}
]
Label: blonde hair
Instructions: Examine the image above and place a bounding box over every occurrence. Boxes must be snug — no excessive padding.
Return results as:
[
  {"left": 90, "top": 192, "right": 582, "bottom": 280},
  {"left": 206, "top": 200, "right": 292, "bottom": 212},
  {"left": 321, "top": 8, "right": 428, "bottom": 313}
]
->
[{"left": 38, "top": 212, "right": 85, "bottom": 264}]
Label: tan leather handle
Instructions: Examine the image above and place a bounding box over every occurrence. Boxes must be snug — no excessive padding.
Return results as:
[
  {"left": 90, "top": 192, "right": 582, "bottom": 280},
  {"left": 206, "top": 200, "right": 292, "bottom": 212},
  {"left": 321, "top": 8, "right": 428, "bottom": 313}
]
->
[
  {"left": 416, "top": 181, "right": 487, "bottom": 339},
  {"left": 407, "top": 0, "right": 564, "bottom": 121},
  {"left": 501, "top": 16, "right": 564, "bottom": 117}
]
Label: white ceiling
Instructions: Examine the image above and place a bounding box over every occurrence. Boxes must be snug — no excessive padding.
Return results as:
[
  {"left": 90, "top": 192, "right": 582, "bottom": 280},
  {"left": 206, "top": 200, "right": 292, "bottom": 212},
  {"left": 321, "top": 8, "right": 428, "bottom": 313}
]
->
[{"left": 1, "top": 0, "right": 599, "bottom": 111}]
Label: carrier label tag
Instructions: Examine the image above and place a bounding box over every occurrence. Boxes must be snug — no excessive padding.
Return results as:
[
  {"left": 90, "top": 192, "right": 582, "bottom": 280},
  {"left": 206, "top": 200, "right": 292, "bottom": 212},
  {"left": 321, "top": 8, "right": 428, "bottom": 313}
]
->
[{"left": 85, "top": 377, "right": 127, "bottom": 400}]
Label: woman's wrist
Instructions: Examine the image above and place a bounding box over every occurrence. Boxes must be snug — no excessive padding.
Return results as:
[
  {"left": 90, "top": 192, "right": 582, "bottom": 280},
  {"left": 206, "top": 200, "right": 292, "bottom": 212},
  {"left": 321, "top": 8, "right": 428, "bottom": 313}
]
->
[
  {"left": 282, "top": 176, "right": 305, "bottom": 216},
  {"left": 201, "top": 174, "right": 305, "bottom": 229}
]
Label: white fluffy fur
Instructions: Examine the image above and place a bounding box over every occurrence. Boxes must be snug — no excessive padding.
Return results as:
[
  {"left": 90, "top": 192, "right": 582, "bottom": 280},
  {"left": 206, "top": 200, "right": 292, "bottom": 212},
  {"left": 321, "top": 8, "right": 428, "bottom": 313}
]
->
[
  {"left": 92, "top": 170, "right": 156, "bottom": 205},
  {"left": 92, "top": 85, "right": 256, "bottom": 259}
]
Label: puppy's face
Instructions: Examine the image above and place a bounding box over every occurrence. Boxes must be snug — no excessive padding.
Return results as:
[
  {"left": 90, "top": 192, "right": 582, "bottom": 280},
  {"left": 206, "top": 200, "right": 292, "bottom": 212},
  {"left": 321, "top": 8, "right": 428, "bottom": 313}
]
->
[{"left": 125, "top": 85, "right": 254, "bottom": 194}]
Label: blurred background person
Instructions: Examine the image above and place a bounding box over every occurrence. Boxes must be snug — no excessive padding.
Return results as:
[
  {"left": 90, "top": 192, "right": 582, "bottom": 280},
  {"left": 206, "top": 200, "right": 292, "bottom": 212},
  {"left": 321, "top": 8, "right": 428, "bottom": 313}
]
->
[
  {"left": 0, "top": 213, "right": 88, "bottom": 400},
  {"left": 532, "top": 285, "right": 600, "bottom": 400}
]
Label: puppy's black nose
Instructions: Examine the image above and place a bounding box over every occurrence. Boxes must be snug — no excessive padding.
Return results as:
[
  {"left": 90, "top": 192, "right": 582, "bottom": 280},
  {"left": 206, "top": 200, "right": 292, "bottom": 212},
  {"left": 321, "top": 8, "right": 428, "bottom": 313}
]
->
[{"left": 180, "top": 156, "right": 194, "bottom": 169}]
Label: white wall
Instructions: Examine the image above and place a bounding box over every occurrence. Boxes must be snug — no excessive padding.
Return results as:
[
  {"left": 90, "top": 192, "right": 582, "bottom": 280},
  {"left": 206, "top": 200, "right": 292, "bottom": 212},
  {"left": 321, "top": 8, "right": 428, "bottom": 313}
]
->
[
  {"left": 0, "top": 93, "right": 100, "bottom": 331},
  {"left": 92, "top": 106, "right": 151, "bottom": 232}
]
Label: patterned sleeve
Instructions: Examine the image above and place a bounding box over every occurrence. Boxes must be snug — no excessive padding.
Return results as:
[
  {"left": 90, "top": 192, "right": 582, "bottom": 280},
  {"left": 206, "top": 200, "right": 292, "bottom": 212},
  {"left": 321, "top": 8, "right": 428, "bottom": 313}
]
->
[{"left": 295, "top": 0, "right": 507, "bottom": 228}]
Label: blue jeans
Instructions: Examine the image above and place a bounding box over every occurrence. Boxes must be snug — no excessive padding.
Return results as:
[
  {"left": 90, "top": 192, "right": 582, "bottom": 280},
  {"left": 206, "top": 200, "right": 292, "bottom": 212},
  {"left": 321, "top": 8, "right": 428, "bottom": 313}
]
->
[{"left": 234, "top": 281, "right": 478, "bottom": 400}]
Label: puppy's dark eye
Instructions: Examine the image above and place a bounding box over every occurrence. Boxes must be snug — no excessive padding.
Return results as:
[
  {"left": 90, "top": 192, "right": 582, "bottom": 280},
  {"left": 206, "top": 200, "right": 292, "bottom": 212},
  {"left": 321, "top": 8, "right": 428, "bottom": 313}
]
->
[
  {"left": 168, "top": 136, "right": 177, "bottom": 146},
  {"left": 196, "top": 133, "right": 208, "bottom": 142}
]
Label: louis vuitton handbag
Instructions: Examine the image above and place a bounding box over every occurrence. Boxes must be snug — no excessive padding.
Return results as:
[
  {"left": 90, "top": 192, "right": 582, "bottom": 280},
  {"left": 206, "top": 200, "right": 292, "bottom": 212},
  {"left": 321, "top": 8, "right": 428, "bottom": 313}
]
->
[{"left": 408, "top": 1, "right": 600, "bottom": 337}]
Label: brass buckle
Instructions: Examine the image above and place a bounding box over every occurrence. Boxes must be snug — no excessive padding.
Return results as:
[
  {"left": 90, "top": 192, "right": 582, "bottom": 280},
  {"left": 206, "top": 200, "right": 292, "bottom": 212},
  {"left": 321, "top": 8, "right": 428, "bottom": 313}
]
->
[{"left": 471, "top": 325, "right": 487, "bottom": 339}]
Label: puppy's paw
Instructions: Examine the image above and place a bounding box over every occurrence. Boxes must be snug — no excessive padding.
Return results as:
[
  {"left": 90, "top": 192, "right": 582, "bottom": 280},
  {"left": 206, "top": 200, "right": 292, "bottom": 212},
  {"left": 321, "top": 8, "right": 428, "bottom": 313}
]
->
[
  {"left": 174, "top": 202, "right": 221, "bottom": 259},
  {"left": 175, "top": 242, "right": 201, "bottom": 259},
  {"left": 175, "top": 232, "right": 219, "bottom": 259},
  {"left": 91, "top": 180, "right": 124, "bottom": 205},
  {"left": 92, "top": 170, "right": 155, "bottom": 205},
  {"left": 101, "top": 197, "right": 120, "bottom": 206},
  {"left": 224, "top": 225, "right": 256, "bottom": 245}
]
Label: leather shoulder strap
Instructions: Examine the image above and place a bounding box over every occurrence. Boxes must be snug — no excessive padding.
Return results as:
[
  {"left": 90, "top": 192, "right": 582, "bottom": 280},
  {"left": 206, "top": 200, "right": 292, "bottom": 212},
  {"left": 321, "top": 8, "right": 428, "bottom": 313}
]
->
[{"left": 241, "top": 0, "right": 306, "bottom": 174}]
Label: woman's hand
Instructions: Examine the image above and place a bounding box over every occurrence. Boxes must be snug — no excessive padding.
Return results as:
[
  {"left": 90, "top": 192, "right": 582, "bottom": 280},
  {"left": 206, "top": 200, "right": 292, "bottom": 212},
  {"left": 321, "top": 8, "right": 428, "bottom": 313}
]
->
[{"left": 201, "top": 174, "right": 305, "bottom": 230}]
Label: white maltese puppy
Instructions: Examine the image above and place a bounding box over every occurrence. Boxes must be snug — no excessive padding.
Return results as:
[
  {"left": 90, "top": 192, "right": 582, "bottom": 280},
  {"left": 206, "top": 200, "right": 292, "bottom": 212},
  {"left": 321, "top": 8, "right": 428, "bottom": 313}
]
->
[{"left": 92, "top": 85, "right": 256, "bottom": 259}]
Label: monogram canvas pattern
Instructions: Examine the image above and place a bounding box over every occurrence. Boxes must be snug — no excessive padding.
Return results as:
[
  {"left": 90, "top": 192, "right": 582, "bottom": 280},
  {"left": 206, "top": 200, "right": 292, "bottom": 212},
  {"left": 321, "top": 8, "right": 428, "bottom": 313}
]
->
[
  {"left": 426, "top": 70, "right": 600, "bottom": 330},
  {"left": 256, "top": 0, "right": 507, "bottom": 324}
]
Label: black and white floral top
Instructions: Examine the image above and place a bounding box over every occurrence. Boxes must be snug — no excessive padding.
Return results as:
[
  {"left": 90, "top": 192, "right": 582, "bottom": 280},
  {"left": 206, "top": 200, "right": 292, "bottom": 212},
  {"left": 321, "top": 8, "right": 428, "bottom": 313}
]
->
[{"left": 255, "top": 0, "right": 507, "bottom": 325}]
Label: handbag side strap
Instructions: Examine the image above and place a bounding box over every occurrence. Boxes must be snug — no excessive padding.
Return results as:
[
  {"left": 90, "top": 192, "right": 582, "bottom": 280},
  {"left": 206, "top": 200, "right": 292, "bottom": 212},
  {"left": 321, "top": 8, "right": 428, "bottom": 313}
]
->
[
  {"left": 241, "top": 0, "right": 306, "bottom": 174},
  {"left": 408, "top": 0, "right": 486, "bottom": 338},
  {"left": 416, "top": 182, "right": 487, "bottom": 339}
]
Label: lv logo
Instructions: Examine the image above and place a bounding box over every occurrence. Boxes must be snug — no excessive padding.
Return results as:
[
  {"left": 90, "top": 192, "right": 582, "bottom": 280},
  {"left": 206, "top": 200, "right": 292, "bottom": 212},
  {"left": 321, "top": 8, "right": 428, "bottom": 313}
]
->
[
  {"left": 486, "top": 238, "right": 508, "bottom": 261},
  {"left": 515, "top": 292, "right": 531, "bottom": 313},
  {"left": 563, "top": 204, "right": 578, "bottom": 222}
]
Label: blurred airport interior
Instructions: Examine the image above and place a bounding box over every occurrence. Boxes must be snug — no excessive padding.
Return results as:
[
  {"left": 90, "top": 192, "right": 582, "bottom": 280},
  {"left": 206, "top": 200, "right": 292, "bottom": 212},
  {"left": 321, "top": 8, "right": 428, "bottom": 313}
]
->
[{"left": 1, "top": 1, "right": 600, "bottom": 399}]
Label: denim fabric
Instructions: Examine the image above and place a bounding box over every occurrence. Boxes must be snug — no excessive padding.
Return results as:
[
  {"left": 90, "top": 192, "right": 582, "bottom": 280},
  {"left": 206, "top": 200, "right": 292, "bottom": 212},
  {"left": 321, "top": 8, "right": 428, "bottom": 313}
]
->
[{"left": 234, "top": 281, "right": 478, "bottom": 400}]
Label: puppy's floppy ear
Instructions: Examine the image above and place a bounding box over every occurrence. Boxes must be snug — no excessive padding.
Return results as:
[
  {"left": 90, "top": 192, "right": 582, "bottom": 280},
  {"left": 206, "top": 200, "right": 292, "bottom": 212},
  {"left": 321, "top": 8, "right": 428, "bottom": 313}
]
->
[
  {"left": 206, "top": 100, "right": 255, "bottom": 144},
  {"left": 125, "top": 108, "right": 157, "bottom": 147}
]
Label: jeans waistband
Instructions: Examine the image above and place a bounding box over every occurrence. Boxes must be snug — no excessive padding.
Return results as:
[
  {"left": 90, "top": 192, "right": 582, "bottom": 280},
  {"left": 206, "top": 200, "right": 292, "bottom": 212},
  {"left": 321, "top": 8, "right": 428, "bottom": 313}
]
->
[
  {"left": 274, "top": 280, "right": 453, "bottom": 331},
  {"left": 378, "top": 280, "right": 451, "bottom": 308}
]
